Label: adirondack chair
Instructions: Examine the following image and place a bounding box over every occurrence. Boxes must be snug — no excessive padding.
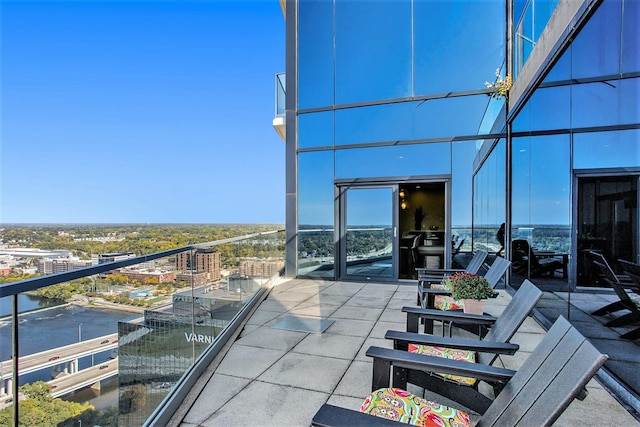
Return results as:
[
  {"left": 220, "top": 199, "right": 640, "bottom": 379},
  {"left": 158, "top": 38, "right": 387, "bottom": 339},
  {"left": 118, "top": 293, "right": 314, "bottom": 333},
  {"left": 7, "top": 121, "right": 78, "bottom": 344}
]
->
[
  {"left": 369, "top": 280, "right": 542, "bottom": 414},
  {"left": 415, "top": 250, "right": 488, "bottom": 306},
  {"left": 312, "top": 316, "right": 607, "bottom": 427},
  {"left": 418, "top": 256, "right": 511, "bottom": 334}
]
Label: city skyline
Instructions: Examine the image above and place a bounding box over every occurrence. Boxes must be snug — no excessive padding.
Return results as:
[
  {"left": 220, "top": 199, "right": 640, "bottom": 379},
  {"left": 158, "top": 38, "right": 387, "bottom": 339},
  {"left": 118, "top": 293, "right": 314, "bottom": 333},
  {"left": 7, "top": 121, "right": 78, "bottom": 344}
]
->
[{"left": 1, "top": 0, "right": 285, "bottom": 224}]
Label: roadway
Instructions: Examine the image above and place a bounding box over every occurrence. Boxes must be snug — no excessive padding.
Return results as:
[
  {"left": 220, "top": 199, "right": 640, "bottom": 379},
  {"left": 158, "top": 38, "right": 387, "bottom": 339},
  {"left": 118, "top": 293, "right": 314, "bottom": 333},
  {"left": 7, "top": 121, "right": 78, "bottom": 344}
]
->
[{"left": 0, "top": 333, "right": 118, "bottom": 380}]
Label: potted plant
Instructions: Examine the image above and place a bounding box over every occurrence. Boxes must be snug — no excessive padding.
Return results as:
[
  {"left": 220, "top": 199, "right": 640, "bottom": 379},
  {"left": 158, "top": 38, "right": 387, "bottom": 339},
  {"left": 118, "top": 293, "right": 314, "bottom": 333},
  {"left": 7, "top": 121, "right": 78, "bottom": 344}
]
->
[{"left": 442, "top": 272, "right": 494, "bottom": 314}]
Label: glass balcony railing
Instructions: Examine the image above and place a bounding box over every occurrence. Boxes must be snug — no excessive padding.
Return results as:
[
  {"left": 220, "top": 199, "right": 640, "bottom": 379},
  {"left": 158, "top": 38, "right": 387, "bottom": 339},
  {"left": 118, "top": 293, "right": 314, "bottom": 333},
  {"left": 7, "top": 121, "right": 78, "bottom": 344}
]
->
[
  {"left": 514, "top": 0, "right": 560, "bottom": 78},
  {"left": 275, "top": 72, "right": 285, "bottom": 116},
  {"left": 0, "top": 229, "right": 284, "bottom": 427}
]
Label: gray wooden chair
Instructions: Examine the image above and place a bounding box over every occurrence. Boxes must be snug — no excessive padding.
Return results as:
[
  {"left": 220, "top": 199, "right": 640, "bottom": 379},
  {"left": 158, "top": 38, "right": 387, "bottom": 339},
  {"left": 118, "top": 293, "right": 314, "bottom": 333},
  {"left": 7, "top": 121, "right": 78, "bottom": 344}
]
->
[
  {"left": 372, "top": 280, "right": 542, "bottom": 414},
  {"left": 417, "top": 256, "right": 511, "bottom": 334},
  {"left": 416, "top": 250, "right": 488, "bottom": 305},
  {"left": 312, "top": 316, "right": 607, "bottom": 427}
]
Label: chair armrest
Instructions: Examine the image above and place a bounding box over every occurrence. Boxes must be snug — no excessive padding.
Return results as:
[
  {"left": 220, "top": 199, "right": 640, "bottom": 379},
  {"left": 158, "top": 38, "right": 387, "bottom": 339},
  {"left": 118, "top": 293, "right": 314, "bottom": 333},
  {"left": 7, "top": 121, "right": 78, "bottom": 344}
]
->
[
  {"left": 417, "top": 268, "right": 464, "bottom": 275},
  {"left": 417, "top": 285, "right": 451, "bottom": 296},
  {"left": 401, "top": 306, "right": 498, "bottom": 326},
  {"left": 366, "top": 346, "right": 516, "bottom": 383},
  {"left": 384, "top": 330, "right": 519, "bottom": 355},
  {"left": 312, "top": 404, "right": 403, "bottom": 427}
]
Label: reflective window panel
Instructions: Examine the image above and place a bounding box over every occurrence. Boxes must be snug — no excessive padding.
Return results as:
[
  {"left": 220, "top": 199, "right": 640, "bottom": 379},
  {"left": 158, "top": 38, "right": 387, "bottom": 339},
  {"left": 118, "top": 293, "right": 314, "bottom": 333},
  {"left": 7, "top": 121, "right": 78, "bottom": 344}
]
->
[
  {"left": 414, "top": 0, "right": 505, "bottom": 94},
  {"left": 336, "top": 143, "right": 450, "bottom": 179},
  {"left": 335, "top": 0, "right": 411, "bottom": 104},
  {"left": 298, "top": 0, "right": 334, "bottom": 109},
  {"left": 297, "top": 151, "right": 336, "bottom": 277}
]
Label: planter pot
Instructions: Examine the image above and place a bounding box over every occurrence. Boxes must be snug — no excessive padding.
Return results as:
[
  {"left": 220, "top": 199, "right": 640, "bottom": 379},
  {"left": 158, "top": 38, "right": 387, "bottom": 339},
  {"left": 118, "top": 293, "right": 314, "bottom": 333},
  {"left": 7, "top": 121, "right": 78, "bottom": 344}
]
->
[{"left": 462, "top": 299, "right": 485, "bottom": 315}]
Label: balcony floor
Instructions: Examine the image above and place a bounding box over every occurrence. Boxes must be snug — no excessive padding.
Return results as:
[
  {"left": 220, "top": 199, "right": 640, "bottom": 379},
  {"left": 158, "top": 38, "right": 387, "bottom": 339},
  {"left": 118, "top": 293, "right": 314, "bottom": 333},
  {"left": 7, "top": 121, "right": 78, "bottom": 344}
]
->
[{"left": 171, "top": 279, "right": 639, "bottom": 426}]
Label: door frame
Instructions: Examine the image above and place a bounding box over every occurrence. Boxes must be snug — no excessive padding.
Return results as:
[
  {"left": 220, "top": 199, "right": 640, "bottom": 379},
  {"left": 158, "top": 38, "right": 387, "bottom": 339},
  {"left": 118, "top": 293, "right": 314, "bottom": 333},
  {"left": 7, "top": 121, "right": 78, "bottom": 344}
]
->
[
  {"left": 572, "top": 168, "right": 640, "bottom": 287},
  {"left": 335, "top": 175, "right": 451, "bottom": 282}
]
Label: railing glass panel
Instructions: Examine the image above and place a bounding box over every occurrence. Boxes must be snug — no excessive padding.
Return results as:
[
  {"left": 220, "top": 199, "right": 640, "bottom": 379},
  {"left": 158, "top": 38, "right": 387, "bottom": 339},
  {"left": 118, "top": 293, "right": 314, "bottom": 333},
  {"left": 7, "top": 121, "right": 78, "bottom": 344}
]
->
[{"left": 0, "top": 229, "right": 284, "bottom": 427}]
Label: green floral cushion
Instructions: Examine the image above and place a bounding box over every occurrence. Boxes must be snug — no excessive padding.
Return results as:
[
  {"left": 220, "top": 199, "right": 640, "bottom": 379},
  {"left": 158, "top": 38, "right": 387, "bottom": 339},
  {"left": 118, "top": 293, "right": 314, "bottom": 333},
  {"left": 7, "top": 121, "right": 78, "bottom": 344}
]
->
[
  {"left": 360, "top": 387, "right": 471, "bottom": 427},
  {"left": 408, "top": 344, "right": 477, "bottom": 386}
]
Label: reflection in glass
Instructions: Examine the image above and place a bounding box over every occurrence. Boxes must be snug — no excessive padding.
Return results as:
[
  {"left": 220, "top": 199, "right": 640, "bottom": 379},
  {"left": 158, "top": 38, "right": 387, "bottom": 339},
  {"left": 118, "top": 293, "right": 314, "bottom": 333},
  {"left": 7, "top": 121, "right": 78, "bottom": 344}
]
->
[
  {"left": 622, "top": 0, "right": 639, "bottom": 73},
  {"left": 573, "top": 129, "right": 640, "bottom": 169},
  {"left": 335, "top": 97, "right": 490, "bottom": 146},
  {"left": 572, "top": 78, "right": 639, "bottom": 128},
  {"left": 335, "top": 0, "right": 411, "bottom": 104},
  {"left": 512, "top": 86, "right": 570, "bottom": 132},
  {"left": 344, "top": 187, "right": 393, "bottom": 278},
  {"left": 577, "top": 176, "right": 638, "bottom": 286},
  {"left": 298, "top": 0, "right": 334, "bottom": 109},
  {"left": 414, "top": 0, "right": 504, "bottom": 94},
  {"left": 336, "top": 143, "right": 450, "bottom": 179},
  {"left": 451, "top": 141, "right": 478, "bottom": 253},
  {"left": 298, "top": 111, "right": 334, "bottom": 149},
  {"left": 473, "top": 139, "right": 505, "bottom": 254},
  {"left": 570, "top": 0, "right": 621, "bottom": 80},
  {"left": 514, "top": 0, "right": 560, "bottom": 78},
  {"left": 298, "top": 151, "right": 335, "bottom": 278}
]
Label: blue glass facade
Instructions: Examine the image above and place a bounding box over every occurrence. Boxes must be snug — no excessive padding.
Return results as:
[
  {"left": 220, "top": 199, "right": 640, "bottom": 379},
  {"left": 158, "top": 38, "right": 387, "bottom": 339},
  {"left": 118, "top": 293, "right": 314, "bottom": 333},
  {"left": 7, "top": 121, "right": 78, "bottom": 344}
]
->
[{"left": 288, "top": 0, "right": 639, "bottom": 287}]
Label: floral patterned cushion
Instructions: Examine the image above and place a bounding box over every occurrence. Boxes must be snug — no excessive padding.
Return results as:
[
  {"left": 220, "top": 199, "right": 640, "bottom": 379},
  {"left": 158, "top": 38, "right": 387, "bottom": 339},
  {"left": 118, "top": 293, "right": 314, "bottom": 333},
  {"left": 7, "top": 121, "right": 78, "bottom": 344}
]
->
[
  {"left": 360, "top": 387, "right": 471, "bottom": 427},
  {"left": 434, "top": 295, "right": 463, "bottom": 311},
  {"left": 431, "top": 284, "right": 463, "bottom": 311},
  {"left": 408, "top": 344, "right": 477, "bottom": 386}
]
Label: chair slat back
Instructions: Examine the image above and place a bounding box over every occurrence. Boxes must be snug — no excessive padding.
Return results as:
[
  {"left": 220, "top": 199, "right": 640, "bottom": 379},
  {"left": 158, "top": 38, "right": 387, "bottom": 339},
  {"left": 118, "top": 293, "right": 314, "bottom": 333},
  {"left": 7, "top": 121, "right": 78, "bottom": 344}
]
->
[
  {"left": 484, "top": 256, "right": 511, "bottom": 288},
  {"left": 593, "top": 260, "right": 634, "bottom": 303},
  {"left": 478, "top": 280, "right": 543, "bottom": 366},
  {"left": 618, "top": 259, "right": 640, "bottom": 285},
  {"left": 465, "top": 250, "right": 489, "bottom": 274},
  {"left": 479, "top": 316, "right": 608, "bottom": 427}
]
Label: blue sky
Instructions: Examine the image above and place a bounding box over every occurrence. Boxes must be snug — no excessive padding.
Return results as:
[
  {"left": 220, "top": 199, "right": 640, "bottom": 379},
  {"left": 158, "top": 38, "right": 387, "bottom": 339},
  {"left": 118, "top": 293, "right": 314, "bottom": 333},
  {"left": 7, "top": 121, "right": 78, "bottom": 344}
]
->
[{"left": 1, "top": 0, "right": 285, "bottom": 224}]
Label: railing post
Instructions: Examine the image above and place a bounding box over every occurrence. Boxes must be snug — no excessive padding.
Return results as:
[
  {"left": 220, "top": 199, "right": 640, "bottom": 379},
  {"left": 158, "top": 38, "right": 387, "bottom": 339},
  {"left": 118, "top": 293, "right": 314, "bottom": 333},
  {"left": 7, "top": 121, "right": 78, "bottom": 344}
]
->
[{"left": 12, "top": 294, "right": 19, "bottom": 427}]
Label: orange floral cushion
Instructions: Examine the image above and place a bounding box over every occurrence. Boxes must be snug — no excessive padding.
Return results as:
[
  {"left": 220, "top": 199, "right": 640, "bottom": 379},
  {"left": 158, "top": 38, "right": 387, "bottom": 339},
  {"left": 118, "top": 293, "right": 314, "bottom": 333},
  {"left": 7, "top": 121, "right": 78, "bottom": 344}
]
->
[
  {"left": 408, "top": 344, "right": 477, "bottom": 386},
  {"left": 360, "top": 388, "right": 470, "bottom": 427}
]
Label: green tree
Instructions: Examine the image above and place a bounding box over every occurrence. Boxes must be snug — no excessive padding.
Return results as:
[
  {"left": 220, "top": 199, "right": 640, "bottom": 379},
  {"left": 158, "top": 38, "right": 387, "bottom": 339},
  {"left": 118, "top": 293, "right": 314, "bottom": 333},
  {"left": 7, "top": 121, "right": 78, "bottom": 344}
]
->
[{"left": 0, "top": 382, "right": 93, "bottom": 427}]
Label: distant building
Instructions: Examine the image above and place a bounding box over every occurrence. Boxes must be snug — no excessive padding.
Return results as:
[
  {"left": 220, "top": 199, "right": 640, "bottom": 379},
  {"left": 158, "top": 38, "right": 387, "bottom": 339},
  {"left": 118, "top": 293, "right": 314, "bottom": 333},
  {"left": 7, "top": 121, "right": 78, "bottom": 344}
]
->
[
  {"left": 117, "top": 285, "right": 245, "bottom": 424},
  {"left": 175, "top": 271, "right": 209, "bottom": 287},
  {"left": 117, "top": 269, "right": 175, "bottom": 284},
  {"left": 0, "top": 248, "right": 73, "bottom": 258},
  {"left": 0, "top": 266, "right": 10, "bottom": 276},
  {"left": 37, "top": 258, "right": 93, "bottom": 275},
  {"left": 98, "top": 252, "right": 135, "bottom": 264},
  {"left": 238, "top": 258, "right": 284, "bottom": 277},
  {"left": 175, "top": 248, "right": 221, "bottom": 281}
]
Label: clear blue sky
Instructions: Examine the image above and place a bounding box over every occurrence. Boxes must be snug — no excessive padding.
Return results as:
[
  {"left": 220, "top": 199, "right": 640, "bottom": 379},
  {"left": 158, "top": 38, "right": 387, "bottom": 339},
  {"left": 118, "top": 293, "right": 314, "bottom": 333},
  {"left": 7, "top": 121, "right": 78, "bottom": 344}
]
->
[{"left": 1, "top": 0, "right": 285, "bottom": 224}]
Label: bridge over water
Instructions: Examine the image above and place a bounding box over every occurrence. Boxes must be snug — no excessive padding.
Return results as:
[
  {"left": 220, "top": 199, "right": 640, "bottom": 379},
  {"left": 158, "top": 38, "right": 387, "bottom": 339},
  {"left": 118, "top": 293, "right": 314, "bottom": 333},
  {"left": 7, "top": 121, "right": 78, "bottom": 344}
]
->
[{"left": 0, "top": 333, "right": 118, "bottom": 405}]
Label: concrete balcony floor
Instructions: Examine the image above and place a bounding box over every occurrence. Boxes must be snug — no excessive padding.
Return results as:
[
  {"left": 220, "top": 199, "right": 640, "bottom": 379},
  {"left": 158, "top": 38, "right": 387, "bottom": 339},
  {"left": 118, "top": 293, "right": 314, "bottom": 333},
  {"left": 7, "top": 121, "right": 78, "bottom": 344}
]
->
[{"left": 169, "top": 279, "right": 639, "bottom": 426}]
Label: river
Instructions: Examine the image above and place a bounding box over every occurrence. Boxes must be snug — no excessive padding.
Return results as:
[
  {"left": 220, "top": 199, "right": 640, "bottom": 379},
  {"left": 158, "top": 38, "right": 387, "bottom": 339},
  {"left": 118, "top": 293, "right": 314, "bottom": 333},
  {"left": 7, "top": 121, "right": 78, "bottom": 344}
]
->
[{"left": 0, "top": 294, "right": 138, "bottom": 409}]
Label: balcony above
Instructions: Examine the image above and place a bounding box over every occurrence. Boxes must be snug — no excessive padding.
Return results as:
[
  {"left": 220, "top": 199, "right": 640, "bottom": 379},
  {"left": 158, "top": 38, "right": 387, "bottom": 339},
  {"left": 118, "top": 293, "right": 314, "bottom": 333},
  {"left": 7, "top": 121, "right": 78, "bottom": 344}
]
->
[{"left": 273, "top": 72, "right": 285, "bottom": 141}]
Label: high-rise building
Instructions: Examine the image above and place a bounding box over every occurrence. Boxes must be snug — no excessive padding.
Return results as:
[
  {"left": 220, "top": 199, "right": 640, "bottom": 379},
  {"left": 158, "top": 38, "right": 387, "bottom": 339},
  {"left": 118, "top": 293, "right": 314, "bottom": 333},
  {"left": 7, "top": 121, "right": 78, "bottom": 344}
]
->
[
  {"left": 280, "top": 0, "right": 639, "bottom": 290},
  {"left": 175, "top": 248, "right": 221, "bottom": 281}
]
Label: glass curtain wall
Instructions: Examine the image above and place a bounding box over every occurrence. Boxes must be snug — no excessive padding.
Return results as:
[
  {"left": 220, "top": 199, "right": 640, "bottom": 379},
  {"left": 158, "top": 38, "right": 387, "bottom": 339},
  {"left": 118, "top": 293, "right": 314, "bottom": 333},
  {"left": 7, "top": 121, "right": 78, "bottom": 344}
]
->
[
  {"left": 473, "top": 0, "right": 639, "bottom": 288},
  {"left": 295, "top": 0, "right": 505, "bottom": 279},
  {"left": 473, "top": 139, "right": 506, "bottom": 255}
]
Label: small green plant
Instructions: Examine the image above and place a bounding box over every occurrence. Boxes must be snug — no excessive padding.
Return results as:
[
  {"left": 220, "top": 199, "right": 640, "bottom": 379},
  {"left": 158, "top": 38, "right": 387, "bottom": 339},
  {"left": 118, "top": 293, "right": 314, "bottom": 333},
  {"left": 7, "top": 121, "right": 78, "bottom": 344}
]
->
[
  {"left": 484, "top": 68, "right": 512, "bottom": 99},
  {"left": 443, "top": 272, "right": 494, "bottom": 301}
]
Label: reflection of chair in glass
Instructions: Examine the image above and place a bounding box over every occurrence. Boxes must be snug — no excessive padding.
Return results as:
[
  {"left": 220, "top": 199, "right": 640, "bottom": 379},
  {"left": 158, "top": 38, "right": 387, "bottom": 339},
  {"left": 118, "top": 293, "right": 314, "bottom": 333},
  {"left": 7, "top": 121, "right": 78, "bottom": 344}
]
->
[
  {"left": 312, "top": 317, "right": 607, "bottom": 427},
  {"left": 511, "top": 239, "right": 563, "bottom": 277},
  {"left": 590, "top": 254, "right": 640, "bottom": 340},
  {"left": 400, "top": 233, "right": 422, "bottom": 279}
]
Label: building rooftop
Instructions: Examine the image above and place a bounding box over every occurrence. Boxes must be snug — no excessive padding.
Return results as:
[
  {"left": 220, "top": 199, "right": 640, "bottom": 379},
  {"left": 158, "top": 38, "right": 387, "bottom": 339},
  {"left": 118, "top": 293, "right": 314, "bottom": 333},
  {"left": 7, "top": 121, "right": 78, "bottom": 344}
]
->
[{"left": 167, "top": 278, "right": 639, "bottom": 426}]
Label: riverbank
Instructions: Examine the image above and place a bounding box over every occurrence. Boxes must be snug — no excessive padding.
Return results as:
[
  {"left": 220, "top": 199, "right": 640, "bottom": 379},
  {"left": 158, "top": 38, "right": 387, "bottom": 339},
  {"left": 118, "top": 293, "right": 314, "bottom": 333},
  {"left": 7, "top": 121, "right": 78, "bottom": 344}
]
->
[{"left": 68, "top": 294, "right": 149, "bottom": 314}]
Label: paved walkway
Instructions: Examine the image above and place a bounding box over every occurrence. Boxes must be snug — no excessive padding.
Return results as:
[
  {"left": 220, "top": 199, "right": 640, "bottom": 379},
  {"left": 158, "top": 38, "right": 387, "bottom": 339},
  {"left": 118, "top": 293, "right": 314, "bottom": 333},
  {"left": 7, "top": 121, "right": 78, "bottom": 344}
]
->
[{"left": 171, "top": 278, "right": 639, "bottom": 426}]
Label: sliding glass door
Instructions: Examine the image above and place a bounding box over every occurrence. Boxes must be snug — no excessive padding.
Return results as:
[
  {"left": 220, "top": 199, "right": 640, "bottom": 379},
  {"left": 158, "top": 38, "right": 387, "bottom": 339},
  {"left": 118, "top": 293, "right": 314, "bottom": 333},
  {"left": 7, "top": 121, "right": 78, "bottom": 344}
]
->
[{"left": 340, "top": 186, "right": 396, "bottom": 280}]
